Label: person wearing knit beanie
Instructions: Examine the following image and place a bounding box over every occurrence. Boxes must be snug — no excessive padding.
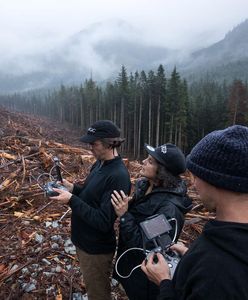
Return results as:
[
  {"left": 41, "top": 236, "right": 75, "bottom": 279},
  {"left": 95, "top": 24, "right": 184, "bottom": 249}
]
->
[
  {"left": 141, "top": 125, "right": 248, "bottom": 300},
  {"left": 186, "top": 125, "right": 248, "bottom": 193}
]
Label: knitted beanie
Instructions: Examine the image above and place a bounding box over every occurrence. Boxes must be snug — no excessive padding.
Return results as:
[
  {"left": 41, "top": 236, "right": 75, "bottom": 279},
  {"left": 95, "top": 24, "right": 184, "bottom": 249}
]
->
[{"left": 186, "top": 125, "right": 248, "bottom": 193}]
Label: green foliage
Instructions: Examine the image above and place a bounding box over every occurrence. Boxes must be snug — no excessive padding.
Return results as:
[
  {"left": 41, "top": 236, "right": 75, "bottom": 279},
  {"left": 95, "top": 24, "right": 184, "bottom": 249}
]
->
[
  {"left": 1, "top": 65, "right": 247, "bottom": 158},
  {"left": 227, "top": 80, "right": 248, "bottom": 125}
]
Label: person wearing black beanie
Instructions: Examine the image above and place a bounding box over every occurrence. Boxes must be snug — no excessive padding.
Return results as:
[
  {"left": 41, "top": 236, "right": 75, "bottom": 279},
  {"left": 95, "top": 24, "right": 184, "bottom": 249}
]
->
[{"left": 141, "top": 125, "right": 248, "bottom": 300}]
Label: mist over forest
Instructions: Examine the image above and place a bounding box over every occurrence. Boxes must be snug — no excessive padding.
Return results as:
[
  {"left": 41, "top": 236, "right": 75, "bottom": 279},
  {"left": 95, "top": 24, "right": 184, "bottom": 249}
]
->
[
  {"left": 0, "top": 19, "right": 248, "bottom": 93},
  {"left": 0, "top": 2, "right": 248, "bottom": 299},
  {"left": 0, "top": 19, "right": 247, "bottom": 156}
]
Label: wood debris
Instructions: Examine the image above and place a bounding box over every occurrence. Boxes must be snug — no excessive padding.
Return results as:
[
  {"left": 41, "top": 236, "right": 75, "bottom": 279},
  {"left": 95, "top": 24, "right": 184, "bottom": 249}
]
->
[{"left": 0, "top": 106, "right": 214, "bottom": 299}]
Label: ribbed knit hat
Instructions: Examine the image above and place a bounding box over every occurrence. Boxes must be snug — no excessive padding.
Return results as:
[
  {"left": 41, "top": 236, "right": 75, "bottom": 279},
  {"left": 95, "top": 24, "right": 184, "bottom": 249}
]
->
[{"left": 186, "top": 125, "right": 248, "bottom": 193}]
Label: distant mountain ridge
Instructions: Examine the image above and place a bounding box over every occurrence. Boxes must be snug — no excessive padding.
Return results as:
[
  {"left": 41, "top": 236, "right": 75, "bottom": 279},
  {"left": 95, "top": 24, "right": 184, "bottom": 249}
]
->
[
  {"left": 194, "top": 19, "right": 248, "bottom": 60},
  {"left": 0, "top": 19, "right": 247, "bottom": 93},
  {"left": 182, "top": 19, "right": 248, "bottom": 81}
]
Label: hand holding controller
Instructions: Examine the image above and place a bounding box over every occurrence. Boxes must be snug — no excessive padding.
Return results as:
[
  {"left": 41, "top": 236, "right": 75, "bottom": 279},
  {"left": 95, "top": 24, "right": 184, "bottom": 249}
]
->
[
  {"left": 141, "top": 252, "right": 172, "bottom": 285},
  {"left": 163, "top": 250, "right": 181, "bottom": 278},
  {"left": 145, "top": 249, "right": 180, "bottom": 279},
  {"left": 44, "top": 181, "right": 68, "bottom": 197}
]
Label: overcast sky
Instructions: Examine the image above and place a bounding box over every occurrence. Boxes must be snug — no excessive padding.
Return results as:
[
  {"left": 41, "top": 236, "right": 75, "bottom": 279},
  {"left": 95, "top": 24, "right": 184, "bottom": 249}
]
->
[
  {"left": 0, "top": 0, "right": 247, "bottom": 81},
  {"left": 0, "top": 0, "right": 247, "bottom": 50}
]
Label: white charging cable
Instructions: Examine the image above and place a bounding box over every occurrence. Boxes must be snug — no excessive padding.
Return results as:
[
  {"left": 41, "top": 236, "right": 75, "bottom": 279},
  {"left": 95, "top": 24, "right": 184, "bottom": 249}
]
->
[{"left": 115, "top": 218, "right": 178, "bottom": 279}]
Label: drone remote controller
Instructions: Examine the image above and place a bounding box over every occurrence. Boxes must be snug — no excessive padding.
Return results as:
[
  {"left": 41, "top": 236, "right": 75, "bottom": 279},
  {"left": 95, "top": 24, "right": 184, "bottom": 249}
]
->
[
  {"left": 163, "top": 251, "right": 180, "bottom": 278},
  {"left": 146, "top": 249, "right": 180, "bottom": 278},
  {"left": 43, "top": 181, "right": 68, "bottom": 197}
]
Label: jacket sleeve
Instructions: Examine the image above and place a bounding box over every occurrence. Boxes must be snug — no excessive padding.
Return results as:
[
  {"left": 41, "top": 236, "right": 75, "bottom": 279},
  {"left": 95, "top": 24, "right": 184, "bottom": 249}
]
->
[
  {"left": 118, "top": 179, "right": 149, "bottom": 248},
  {"left": 71, "top": 162, "right": 98, "bottom": 196},
  {"left": 69, "top": 174, "right": 131, "bottom": 233},
  {"left": 157, "top": 280, "right": 176, "bottom": 300},
  {"left": 72, "top": 183, "right": 84, "bottom": 196}
]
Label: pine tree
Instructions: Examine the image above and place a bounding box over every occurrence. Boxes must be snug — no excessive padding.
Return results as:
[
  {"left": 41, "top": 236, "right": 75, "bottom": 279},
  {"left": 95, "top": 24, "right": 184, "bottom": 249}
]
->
[
  {"left": 117, "top": 65, "right": 129, "bottom": 145},
  {"left": 227, "top": 80, "right": 248, "bottom": 125},
  {"left": 155, "top": 65, "right": 166, "bottom": 146}
]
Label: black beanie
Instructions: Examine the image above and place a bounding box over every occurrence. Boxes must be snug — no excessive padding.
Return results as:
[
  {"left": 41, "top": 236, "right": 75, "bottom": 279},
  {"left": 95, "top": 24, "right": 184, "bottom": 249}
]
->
[{"left": 186, "top": 125, "right": 248, "bottom": 193}]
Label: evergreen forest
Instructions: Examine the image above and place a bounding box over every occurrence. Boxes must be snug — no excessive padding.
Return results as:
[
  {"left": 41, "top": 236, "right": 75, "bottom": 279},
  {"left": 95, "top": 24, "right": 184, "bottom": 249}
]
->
[{"left": 0, "top": 65, "right": 248, "bottom": 158}]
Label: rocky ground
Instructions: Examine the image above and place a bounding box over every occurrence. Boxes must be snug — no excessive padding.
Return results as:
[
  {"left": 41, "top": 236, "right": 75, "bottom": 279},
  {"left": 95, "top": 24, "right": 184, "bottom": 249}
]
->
[{"left": 0, "top": 106, "right": 214, "bottom": 299}]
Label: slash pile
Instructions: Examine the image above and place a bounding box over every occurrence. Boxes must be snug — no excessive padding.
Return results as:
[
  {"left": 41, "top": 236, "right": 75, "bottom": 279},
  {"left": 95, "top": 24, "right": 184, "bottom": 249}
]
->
[{"left": 0, "top": 106, "right": 215, "bottom": 299}]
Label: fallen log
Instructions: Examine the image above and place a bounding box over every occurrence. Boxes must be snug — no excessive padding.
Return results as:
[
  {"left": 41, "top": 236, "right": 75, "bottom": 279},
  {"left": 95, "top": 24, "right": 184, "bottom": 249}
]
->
[
  {"left": 186, "top": 212, "right": 215, "bottom": 220},
  {"left": 0, "top": 152, "right": 17, "bottom": 160},
  {"left": 0, "top": 152, "right": 39, "bottom": 169},
  {"left": 0, "top": 168, "right": 22, "bottom": 192}
]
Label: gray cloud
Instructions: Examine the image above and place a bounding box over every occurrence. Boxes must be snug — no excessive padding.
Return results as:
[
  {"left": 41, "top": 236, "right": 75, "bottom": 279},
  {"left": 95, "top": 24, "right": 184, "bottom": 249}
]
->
[{"left": 0, "top": 0, "right": 247, "bottom": 83}]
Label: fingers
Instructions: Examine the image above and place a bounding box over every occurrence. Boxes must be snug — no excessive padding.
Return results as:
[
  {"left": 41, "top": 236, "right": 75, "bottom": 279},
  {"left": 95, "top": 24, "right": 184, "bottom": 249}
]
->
[
  {"left": 111, "top": 190, "right": 129, "bottom": 217},
  {"left": 170, "top": 243, "right": 188, "bottom": 256},
  {"left": 57, "top": 179, "right": 73, "bottom": 192},
  {"left": 155, "top": 252, "right": 164, "bottom": 262},
  {"left": 49, "top": 189, "right": 72, "bottom": 204},
  {"left": 147, "top": 252, "right": 155, "bottom": 264},
  {"left": 141, "top": 253, "right": 160, "bottom": 284},
  {"left": 146, "top": 252, "right": 163, "bottom": 266},
  {"left": 141, "top": 260, "right": 148, "bottom": 275},
  {"left": 119, "top": 190, "right": 128, "bottom": 199},
  {"left": 142, "top": 253, "right": 171, "bottom": 284},
  {"left": 111, "top": 190, "right": 126, "bottom": 206},
  {"left": 49, "top": 188, "right": 63, "bottom": 199},
  {"left": 111, "top": 191, "right": 121, "bottom": 207}
]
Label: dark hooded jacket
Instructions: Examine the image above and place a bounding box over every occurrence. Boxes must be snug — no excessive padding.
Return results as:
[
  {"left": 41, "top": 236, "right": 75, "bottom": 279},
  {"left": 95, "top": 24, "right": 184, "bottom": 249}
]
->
[
  {"left": 114, "top": 178, "right": 192, "bottom": 300},
  {"left": 69, "top": 156, "right": 131, "bottom": 254},
  {"left": 158, "top": 220, "right": 248, "bottom": 300}
]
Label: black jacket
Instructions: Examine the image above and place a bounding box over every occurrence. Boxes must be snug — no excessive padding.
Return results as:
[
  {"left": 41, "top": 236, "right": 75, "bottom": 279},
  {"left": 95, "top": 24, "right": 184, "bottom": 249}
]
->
[
  {"left": 158, "top": 220, "right": 248, "bottom": 300},
  {"left": 114, "top": 178, "right": 192, "bottom": 300},
  {"left": 69, "top": 156, "right": 131, "bottom": 254}
]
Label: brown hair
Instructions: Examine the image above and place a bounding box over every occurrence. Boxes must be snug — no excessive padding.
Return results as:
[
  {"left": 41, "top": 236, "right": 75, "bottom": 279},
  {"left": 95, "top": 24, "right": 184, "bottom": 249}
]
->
[
  {"left": 100, "top": 137, "right": 125, "bottom": 148},
  {"left": 155, "top": 163, "right": 180, "bottom": 188}
]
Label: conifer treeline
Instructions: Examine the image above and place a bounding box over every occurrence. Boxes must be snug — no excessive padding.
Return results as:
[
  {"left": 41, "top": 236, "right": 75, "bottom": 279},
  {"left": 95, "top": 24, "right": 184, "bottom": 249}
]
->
[{"left": 1, "top": 65, "right": 248, "bottom": 158}]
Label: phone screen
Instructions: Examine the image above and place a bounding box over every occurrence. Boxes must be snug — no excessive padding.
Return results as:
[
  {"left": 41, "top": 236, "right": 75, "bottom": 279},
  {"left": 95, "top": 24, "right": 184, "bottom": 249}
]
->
[{"left": 140, "top": 214, "right": 172, "bottom": 240}]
